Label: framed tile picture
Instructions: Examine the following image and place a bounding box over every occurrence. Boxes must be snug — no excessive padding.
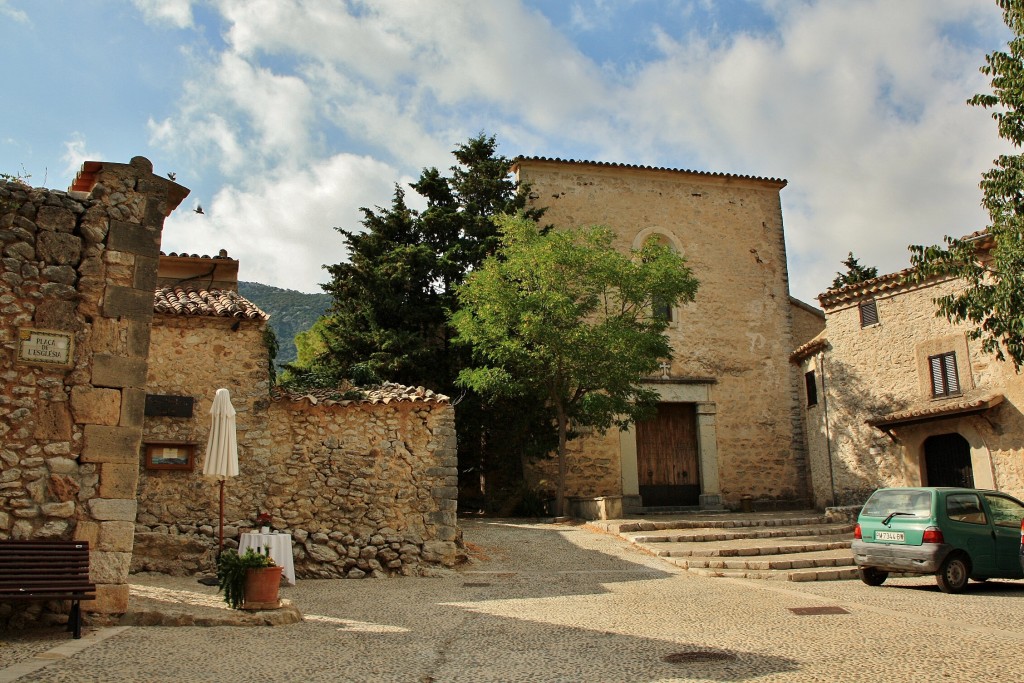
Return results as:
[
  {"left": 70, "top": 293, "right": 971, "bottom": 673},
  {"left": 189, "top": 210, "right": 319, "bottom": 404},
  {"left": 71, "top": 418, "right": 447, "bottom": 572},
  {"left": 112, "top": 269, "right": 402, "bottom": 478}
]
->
[{"left": 144, "top": 442, "right": 197, "bottom": 471}]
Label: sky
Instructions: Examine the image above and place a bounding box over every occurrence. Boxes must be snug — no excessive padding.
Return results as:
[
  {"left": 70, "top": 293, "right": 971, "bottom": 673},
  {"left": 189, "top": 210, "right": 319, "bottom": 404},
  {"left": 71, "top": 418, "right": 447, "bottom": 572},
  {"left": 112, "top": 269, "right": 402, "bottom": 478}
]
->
[{"left": 0, "top": 0, "right": 1013, "bottom": 304}]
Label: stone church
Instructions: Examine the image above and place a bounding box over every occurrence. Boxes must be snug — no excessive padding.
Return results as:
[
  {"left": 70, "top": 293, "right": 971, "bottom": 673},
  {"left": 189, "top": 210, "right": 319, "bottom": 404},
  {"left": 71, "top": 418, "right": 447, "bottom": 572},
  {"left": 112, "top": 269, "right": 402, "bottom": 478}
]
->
[{"left": 512, "top": 157, "right": 825, "bottom": 514}]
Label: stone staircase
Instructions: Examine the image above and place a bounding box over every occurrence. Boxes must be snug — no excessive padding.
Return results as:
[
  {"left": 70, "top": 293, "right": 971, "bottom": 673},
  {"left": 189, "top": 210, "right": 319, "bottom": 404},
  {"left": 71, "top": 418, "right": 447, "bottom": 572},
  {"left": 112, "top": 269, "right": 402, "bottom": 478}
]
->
[{"left": 595, "top": 512, "right": 859, "bottom": 582}]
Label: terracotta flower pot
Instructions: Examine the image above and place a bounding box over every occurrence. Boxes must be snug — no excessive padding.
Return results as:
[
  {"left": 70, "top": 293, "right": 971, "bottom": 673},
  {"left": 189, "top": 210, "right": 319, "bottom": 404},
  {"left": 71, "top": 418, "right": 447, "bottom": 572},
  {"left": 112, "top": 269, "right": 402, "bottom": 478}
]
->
[{"left": 243, "top": 565, "right": 283, "bottom": 608}]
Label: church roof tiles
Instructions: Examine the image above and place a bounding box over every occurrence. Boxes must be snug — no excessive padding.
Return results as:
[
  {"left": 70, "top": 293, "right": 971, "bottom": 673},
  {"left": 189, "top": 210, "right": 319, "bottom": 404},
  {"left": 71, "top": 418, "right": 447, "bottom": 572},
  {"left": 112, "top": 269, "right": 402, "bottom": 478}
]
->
[
  {"left": 154, "top": 285, "right": 268, "bottom": 320},
  {"left": 271, "top": 382, "right": 449, "bottom": 406},
  {"left": 512, "top": 156, "right": 787, "bottom": 187}
]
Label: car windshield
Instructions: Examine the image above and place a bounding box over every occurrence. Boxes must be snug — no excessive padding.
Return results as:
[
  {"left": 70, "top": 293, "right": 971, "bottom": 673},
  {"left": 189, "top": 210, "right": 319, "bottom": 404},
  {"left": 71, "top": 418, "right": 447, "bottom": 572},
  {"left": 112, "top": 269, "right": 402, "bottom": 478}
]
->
[{"left": 862, "top": 490, "right": 932, "bottom": 518}]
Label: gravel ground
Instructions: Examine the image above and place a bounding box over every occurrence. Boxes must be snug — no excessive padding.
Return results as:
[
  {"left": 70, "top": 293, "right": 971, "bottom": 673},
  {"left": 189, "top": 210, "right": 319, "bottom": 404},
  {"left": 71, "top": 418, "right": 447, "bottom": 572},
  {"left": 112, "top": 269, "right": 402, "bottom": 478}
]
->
[{"left": 1, "top": 518, "right": 1022, "bottom": 682}]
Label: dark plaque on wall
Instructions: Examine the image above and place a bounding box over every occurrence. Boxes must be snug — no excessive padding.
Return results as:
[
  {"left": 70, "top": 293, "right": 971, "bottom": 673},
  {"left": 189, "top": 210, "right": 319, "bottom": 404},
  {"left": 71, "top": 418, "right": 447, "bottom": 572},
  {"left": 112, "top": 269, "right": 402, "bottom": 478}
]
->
[{"left": 145, "top": 394, "right": 195, "bottom": 418}]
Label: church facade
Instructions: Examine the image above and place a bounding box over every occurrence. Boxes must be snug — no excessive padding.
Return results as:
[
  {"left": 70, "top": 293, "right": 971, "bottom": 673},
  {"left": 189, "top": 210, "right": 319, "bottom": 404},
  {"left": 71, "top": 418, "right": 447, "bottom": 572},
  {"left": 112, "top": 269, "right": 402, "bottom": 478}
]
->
[{"left": 512, "top": 157, "right": 824, "bottom": 512}]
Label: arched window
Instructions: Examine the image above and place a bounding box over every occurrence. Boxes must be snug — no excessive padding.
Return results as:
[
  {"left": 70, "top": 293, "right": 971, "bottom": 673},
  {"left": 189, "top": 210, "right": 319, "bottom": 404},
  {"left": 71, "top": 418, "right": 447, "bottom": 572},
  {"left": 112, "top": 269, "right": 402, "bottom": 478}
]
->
[{"left": 634, "top": 229, "right": 683, "bottom": 324}]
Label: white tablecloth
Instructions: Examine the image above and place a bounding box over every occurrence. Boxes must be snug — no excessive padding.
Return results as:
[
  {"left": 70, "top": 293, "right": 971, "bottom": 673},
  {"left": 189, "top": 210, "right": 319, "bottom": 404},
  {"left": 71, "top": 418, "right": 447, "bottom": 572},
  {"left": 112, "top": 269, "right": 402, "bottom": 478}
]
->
[{"left": 238, "top": 532, "right": 296, "bottom": 585}]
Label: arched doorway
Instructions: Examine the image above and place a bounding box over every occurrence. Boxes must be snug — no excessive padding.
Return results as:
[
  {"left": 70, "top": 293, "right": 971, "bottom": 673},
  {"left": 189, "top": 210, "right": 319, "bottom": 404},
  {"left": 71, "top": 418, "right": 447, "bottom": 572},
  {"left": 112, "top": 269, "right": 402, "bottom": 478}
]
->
[{"left": 924, "top": 433, "right": 974, "bottom": 488}]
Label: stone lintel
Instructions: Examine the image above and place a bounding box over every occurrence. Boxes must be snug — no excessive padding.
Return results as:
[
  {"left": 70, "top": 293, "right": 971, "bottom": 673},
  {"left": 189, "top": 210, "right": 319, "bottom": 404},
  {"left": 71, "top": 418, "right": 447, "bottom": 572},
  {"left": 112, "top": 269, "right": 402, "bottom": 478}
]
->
[
  {"left": 92, "top": 354, "right": 148, "bottom": 389},
  {"left": 133, "top": 254, "right": 159, "bottom": 292},
  {"left": 88, "top": 498, "right": 138, "bottom": 522},
  {"left": 70, "top": 386, "right": 121, "bottom": 426},
  {"left": 103, "top": 286, "right": 155, "bottom": 320},
  {"left": 84, "top": 583, "right": 129, "bottom": 614},
  {"left": 98, "top": 462, "right": 140, "bottom": 499},
  {"left": 126, "top": 320, "right": 152, "bottom": 358},
  {"left": 119, "top": 387, "right": 147, "bottom": 428},
  {"left": 107, "top": 220, "right": 160, "bottom": 258},
  {"left": 81, "top": 425, "right": 142, "bottom": 464}
]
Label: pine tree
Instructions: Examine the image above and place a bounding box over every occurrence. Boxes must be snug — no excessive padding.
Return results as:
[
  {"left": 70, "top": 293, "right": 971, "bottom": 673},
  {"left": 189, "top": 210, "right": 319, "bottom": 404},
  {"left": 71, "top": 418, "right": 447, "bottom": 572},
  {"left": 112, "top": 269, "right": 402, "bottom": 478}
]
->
[{"left": 830, "top": 252, "right": 879, "bottom": 290}]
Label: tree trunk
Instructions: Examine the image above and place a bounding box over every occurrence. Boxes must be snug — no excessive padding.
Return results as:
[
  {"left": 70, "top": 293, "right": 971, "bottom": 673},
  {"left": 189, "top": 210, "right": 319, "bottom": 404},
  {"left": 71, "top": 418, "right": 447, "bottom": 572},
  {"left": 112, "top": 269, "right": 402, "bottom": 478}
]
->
[{"left": 555, "top": 404, "right": 568, "bottom": 518}]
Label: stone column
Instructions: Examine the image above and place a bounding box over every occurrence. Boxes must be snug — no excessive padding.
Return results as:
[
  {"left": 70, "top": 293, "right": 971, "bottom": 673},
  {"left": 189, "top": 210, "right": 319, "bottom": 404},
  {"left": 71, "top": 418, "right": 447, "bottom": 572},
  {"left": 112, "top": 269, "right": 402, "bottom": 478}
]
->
[
  {"left": 70, "top": 157, "right": 186, "bottom": 613},
  {"left": 696, "top": 402, "right": 724, "bottom": 510}
]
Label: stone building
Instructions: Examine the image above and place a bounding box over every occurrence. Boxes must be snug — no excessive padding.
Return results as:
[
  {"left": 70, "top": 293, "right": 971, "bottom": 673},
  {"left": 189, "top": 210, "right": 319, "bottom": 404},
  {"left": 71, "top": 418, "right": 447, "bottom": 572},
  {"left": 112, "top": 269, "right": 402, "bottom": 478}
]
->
[
  {"left": 513, "top": 157, "right": 824, "bottom": 513},
  {"left": 0, "top": 158, "right": 187, "bottom": 616},
  {"left": 793, "top": 234, "right": 1024, "bottom": 508},
  {"left": 134, "top": 251, "right": 462, "bottom": 578},
  {"left": 0, "top": 157, "right": 461, "bottom": 627}
]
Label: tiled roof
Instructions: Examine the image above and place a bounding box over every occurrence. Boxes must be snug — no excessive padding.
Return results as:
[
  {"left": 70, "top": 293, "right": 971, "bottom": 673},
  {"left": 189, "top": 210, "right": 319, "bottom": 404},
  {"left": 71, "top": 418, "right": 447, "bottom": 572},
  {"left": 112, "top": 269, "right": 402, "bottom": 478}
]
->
[
  {"left": 790, "top": 332, "right": 828, "bottom": 364},
  {"left": 272, "top": 382, "right": 450, "bottom": 406},
  {"left": 867, "top": 393, "right": 1003, "bottom": 431},
  {"left": 154, "top": 286, "right": 268, "bottom": 320},
  {"left": 817, "top": 230, "right": 991, "bottom": 309},
  {"left": 512, "top": 156, "right": 787, "bottom": 188},
  {"left": 161, "top": 250, "right": 236, "bottom": 261}
]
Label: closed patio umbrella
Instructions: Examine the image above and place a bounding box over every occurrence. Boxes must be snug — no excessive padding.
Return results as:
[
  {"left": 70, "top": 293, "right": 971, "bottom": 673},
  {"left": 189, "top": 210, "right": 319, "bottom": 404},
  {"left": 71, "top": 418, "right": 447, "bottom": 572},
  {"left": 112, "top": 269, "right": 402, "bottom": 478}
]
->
[{"left": 203, "top": 388, "right": 238, "bottom": 552}]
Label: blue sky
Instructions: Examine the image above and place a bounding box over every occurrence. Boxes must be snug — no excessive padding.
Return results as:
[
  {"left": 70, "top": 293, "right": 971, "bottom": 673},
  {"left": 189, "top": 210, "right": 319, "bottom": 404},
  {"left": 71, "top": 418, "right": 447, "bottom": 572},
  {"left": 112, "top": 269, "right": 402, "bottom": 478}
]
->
[{"left": 0, "top": 0, "right": 1012, "bottom": 303}]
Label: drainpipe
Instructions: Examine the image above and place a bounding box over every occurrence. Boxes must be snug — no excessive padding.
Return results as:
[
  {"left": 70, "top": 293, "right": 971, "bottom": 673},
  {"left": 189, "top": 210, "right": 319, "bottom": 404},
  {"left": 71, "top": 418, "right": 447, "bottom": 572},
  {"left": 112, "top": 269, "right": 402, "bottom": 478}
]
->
[{"left": 819, "top": 350, "right": 837, "bottom": 507}]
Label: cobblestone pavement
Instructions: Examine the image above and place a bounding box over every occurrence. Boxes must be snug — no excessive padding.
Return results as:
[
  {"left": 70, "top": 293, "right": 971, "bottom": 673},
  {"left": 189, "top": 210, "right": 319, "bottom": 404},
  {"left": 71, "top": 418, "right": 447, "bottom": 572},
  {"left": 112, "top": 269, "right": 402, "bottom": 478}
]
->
[{"left": 2, "top": 518, "right": 1024, "bottom": 682}]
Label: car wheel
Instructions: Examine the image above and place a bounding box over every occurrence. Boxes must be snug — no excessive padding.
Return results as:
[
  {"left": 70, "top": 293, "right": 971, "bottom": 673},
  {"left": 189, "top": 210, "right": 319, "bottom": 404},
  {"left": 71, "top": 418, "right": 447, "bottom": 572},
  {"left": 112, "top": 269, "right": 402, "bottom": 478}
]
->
[
  {"left": 859, "top": 567, "right": 888, "bottom": 586},
  {"left": 936, "top": 554, "right": 971, "bottom": 594}
]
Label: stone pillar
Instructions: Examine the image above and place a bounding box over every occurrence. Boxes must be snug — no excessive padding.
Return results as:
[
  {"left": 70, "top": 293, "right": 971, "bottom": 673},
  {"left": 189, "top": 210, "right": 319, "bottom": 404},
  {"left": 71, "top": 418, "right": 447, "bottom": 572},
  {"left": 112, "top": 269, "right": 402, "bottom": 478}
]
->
[
  {"left": 70, "top": 157, "right": 187, "bottom": 613},
  {"left": 696, "top": 402, "right": 724, "bottom": 510}
]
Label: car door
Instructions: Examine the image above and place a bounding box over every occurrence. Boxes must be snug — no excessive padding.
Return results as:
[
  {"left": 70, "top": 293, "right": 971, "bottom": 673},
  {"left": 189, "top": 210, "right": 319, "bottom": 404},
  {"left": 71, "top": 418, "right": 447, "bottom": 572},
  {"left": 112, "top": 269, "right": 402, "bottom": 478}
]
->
[
  {"left": 943, "top": 491, "right": 997, "bottom": 575},
  {"left": 981, "top": 493, "right": 1024, "bottom": 577}
]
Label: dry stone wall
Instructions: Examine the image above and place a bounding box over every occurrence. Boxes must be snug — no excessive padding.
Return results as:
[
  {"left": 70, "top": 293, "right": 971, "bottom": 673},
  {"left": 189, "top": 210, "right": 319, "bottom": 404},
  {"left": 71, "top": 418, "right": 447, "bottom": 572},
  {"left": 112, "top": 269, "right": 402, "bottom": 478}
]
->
[
  {"left": 133, "top": 311, "right": 461, "bottom": 577},
  {"left": 0, "top": 158, "right": 185, "bottom": 619}
]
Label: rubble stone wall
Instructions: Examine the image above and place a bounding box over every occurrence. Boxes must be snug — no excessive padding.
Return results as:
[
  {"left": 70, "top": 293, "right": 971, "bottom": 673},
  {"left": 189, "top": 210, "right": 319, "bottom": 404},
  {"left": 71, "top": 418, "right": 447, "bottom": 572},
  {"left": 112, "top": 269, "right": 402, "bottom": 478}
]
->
[
  {"left": 0, "top": 158, "right": 184, "bottom": 618},
  {"left": 133, "top": 316, "right": 461, "bottom": 577}
]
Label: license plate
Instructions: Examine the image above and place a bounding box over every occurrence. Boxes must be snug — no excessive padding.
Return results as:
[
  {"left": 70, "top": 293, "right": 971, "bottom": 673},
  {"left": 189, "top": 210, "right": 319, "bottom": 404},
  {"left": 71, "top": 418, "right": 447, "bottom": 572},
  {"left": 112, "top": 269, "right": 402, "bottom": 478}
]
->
[{"left": 875, "top": 531, "right": 905, "bottom": 542}]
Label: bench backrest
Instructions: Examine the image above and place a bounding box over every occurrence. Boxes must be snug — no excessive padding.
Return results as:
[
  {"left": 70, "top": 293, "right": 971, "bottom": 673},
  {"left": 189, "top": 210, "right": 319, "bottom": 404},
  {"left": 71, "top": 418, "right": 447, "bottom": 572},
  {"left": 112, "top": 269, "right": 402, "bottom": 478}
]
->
[{"left": 0, "top": 540, "right": 94, "bottom": 592}]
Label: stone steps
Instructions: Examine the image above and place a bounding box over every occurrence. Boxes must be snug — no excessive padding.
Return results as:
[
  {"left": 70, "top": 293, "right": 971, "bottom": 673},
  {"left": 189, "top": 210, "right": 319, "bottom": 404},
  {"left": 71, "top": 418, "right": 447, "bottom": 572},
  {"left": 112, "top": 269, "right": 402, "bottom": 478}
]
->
[
  {"left": 650, "top": 537, "right": 852, "bottom": 558},
  {"left": 631, "top": 523, "right": 854, "bottom": 545},
  {"left": 597, "top": 511, "right": 862, "bottom": 583},
  {"left": 668, "top": 548, "right": 855, "bottom": 571}
]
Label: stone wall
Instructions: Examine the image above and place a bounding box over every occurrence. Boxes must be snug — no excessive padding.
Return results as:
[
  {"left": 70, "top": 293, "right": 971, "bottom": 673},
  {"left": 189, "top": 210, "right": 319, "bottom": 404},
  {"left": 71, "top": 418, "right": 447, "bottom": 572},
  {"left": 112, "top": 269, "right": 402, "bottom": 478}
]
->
[
  {"left": 133, "top": 306, "right": 461, "bottom": 577},
  {"left": 133, "top": 388, "right": 461, "bottom": 578},
  {"left": 515, "top": 159, "right": 809, "bottom": 507},
  {"left": 801, "top": 275, "right": 1024, "bottom": 505},
  {"left": 0, "top": 158, "right": 186, "bottom": 617}
]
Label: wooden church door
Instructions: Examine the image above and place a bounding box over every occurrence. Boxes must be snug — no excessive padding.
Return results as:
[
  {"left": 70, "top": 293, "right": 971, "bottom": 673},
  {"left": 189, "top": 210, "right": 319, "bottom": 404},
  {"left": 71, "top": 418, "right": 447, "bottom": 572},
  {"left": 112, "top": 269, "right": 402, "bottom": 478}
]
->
[{"left": 635, "top": 403, "right": 700, "bottom": 507}]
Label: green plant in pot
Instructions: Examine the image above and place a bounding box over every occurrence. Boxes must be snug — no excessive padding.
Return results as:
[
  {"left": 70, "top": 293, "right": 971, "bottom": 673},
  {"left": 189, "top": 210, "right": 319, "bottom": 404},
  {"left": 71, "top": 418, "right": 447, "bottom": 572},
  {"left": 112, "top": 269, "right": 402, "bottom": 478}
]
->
[{"left": 216, "top": 548, "right": 281, "bottom": 609}]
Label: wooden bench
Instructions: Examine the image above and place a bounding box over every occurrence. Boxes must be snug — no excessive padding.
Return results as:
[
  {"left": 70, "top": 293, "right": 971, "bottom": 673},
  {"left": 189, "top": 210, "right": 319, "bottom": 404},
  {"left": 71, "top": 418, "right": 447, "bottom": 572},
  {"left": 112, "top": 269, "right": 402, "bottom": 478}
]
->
[{"left": 0, "top": 540, "right": 96, "bottom": 639}]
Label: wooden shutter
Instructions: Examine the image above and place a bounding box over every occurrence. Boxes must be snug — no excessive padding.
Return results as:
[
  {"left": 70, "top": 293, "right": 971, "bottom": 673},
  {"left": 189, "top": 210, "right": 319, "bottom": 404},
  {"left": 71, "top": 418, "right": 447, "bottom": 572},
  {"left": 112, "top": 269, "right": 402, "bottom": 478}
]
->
[
  {"left": 928, "top": 351, "right": 960, "bottom": 397},
  {"left": 859, "top": 300, "right": 879, "bottom": 327}
]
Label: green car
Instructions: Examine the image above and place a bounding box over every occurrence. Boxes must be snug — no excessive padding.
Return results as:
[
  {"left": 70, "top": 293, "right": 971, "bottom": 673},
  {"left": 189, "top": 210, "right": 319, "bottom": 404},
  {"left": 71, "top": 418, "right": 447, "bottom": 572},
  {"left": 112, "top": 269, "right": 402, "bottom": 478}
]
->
[{"left": 853, "top": 487, "right": 1024, "bottom": 593}]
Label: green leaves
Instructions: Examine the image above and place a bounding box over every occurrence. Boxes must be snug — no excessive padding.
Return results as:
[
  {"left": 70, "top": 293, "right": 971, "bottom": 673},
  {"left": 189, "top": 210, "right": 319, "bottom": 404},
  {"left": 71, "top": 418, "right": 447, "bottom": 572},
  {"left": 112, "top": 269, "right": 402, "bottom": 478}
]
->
[
  {"left": 452, "top": 214, "right": 700, "bottom": 512},
  {"left": 907, "top": 0, "right": 1024, "bottom": 369}
]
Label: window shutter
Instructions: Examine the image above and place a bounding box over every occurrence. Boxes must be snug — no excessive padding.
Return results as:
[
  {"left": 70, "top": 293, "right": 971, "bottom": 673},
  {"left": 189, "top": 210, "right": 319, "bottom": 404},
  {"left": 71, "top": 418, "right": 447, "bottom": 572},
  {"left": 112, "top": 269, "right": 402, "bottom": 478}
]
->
[
  {"left": 943, "top": 353, "right": 960, "bottom": 394},
  {"left": 930, "top": 355, "right": 944, "bottom": 396},
  {"left": 928, "top": 351, "right": 960, "bottom": 397},
  {"left": 859, "top": 300, "right": 879, "bottom": 327}
]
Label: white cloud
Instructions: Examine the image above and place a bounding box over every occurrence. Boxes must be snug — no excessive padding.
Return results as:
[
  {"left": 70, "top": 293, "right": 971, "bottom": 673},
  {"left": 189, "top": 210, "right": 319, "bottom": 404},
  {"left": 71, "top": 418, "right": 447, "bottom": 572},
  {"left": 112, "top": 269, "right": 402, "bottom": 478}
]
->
[
  {"left": 132, "top": 0, "right": 193, "bottom": 29},
  {"left": 61, "top": 134, "right": 100, "bottom": 178},
  {"left": 0, "top": 0, "right": 28, "bottom": 23},
  {"left": 144, "top": 0, "right": 1011, "bottom": 304},
  {"left": 161, "top": 154, "right": 407, "bottom": 293}
]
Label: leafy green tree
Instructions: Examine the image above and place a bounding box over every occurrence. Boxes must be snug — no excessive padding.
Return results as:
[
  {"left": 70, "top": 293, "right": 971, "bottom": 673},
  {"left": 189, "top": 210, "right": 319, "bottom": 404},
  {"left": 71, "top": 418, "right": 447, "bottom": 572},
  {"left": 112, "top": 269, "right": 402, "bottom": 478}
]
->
[
  {"left": 908, "top": 0, "right": 1024, "bottom": 368},
  {"left": 292, "top": 134, "right": 552, "bottom": 511},
  {"left": 830, "top": 252, "right": 878, "bottom": 290},
  {"left": 451, "top": 214, "right": 700, "bottom": 515}
]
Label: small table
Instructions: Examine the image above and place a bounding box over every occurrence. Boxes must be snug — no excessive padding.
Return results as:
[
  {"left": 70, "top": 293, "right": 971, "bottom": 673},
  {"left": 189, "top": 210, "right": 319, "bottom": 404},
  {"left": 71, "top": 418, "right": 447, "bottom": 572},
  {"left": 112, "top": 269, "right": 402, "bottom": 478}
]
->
[{"left": 238, "top": 532, "right": 296, "bottom": 585}]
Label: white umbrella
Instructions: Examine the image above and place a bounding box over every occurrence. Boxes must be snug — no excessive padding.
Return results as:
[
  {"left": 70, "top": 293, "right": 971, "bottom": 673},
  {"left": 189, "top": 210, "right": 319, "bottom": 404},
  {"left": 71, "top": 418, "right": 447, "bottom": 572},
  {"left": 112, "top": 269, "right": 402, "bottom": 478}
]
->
[{"left": 203, "top": 388, "right": 238, "bottom": 552}]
